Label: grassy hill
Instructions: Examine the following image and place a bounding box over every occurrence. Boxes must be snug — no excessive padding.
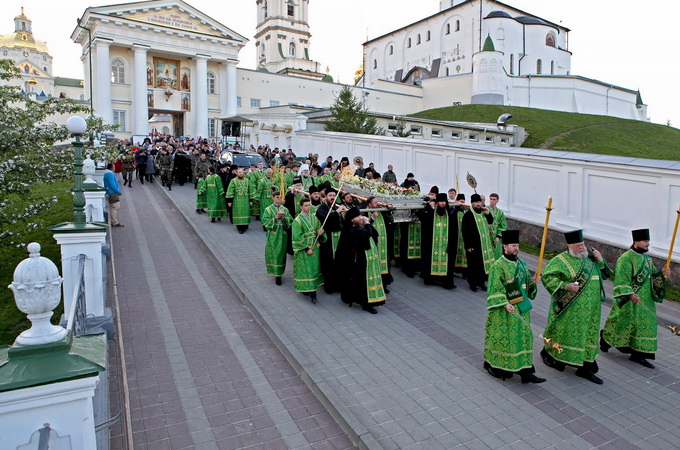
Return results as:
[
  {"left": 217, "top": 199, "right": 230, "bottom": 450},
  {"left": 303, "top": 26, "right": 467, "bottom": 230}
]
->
[{"left": 410, "top": 105, "right": 680, "bottom": 160}]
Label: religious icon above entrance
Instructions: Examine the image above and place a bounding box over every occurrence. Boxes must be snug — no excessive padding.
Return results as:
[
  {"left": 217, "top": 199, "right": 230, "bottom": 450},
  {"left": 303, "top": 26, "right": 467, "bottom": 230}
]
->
[
  {"left": 155, "top": 58, "right": 179, "bottom": 90},
  {"left": 180, "top": 68, "right": 191, "bottom": 91}
]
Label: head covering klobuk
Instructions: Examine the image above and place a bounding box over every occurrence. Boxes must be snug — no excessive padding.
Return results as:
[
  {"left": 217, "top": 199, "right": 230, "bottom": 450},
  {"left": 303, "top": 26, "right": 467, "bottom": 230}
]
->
[
  {"left": 632, "top": 228, "right": 650, "bottom": 241},
  {"left": 308, "top": 185, "right": 319, "bottom": 194},
  {"left": 407, "top": 173, "right": 415, "bottom": 178},
  {"left": 470, "top": 193, "right": 482, "bottom": 203},
  {"left": 456, "top": 193, "right": 466, "bottom": 201},
  {"left": 292, "top": 176, "right": 302, "bottom": 185},
  {"left": 502, "top": 230, "right": 520, "bottom": 244},
  {"left": 564, "top": 230, "right": 584, "bottom": 244},
  {"left": 435, "top": 193, "right": 448, "bottom": 203},
  {"left": 345, "top": 206, "right": 362, "bottom": 222}
]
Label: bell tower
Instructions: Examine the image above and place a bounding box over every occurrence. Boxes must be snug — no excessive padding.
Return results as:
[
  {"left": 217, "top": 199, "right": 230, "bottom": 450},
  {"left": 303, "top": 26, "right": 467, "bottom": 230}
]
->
[{"left": 254, "top": 0, "right": 324, "bottom": 79}]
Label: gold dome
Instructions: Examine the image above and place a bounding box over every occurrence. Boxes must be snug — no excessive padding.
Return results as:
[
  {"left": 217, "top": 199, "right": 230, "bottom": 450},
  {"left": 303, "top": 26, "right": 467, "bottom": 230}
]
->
[{"left": 0, "top": 32, "right": 49, "bottom": 54}]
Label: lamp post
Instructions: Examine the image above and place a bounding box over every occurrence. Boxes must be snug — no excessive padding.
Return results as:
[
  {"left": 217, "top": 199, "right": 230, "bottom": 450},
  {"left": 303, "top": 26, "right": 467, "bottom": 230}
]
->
[{"left": 49, "top": 116, "right": 107, "bottom": 233}]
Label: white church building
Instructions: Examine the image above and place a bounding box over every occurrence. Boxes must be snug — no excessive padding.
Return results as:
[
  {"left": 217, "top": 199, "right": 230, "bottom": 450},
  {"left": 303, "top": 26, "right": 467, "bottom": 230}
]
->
[
  {"left": 1, "top": 0, "right": 648, "bottom": 142},
  {"left": 362, "top": 0, "right": 647, "bottom": 121}
]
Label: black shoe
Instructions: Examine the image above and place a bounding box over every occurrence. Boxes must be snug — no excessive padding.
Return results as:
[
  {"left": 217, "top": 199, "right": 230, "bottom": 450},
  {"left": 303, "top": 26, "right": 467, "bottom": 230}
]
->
[
  {"left": 211, "top": 218, "right": 216, "bottom": 223},
  {"left": 275, "top": 277, "right": 282, "bottom": 286},
  {"left": 238, "top": 229, "right": 245, "bottom": 234},
  {"left": 362, "top": 306, "right": 378, "bottom": 314},
  {"left": 485, "top": 365, "right": 502, "bottom": 379},
  {"left": 196, "top": 209, "right": 202, "bottom": 214},
  {"left": 575, "top": 368, "right": 604, "bottom": 384},
  {"left": 469, "top": 285, "right": 478, "bottom": 292},
  {"left": 599, "top": 330, "right": 611, "bottom": 352},
  {"left": 521, "top": 374, "right": 547, "bottom": 384},
  {"left": 310, "top": 293, "right": 318, "bottom": 304},
  {"left": 384, "top": 287, "right": 390, "bottom": 294},
  {"left": 540, "top": 349, "right": 565, "bottom": 372},
  {"left": 443, "top": 283, "right": 456, "bottom": 290},
  {"left": 324, "top": 286, "right": 333, "bottom": 295},
  {"left": 217, "top": 218, "right": 221, "bottom": 221},
  {"left": 123, "top": 180, "right": 127, "bottom": 186},
  {"left": 630, "top": 356, "right": 655, "bottom": 369},
  {"left": 168, "top": 185, "right": 171, "bottom": 191},
  {"left": 404, "top": 272, "right": 415, "bottom": 278},
  {"left": 479, "top": 285, "right": 487, "bottom": 291}
]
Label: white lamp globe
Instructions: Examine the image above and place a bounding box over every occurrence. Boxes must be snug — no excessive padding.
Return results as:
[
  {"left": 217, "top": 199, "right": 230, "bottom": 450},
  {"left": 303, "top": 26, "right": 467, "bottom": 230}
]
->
[{"left": 66, "top": 116, "right": 87, "bottom": 135}]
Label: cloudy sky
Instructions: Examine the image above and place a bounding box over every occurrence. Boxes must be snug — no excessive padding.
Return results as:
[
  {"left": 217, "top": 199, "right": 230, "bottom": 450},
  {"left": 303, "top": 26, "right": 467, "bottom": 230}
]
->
[{"left": 13, "top": 0, "right": 680, "bottom": 127}]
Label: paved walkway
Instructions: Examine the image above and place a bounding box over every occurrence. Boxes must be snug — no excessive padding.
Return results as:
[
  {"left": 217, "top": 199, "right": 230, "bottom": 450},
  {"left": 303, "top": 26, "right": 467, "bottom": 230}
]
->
[
  {"left": 113, "top": 180, "right": 680, "bottom": 449},
  {"left": 109, "top": 181, "right": 354, "bottom": 450}
]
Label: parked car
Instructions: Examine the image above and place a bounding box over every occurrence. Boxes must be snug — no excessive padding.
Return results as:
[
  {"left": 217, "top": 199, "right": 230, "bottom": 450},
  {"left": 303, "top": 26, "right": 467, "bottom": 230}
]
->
[{"left": 214, "top": 151, "right": 269, "bottom": 169}]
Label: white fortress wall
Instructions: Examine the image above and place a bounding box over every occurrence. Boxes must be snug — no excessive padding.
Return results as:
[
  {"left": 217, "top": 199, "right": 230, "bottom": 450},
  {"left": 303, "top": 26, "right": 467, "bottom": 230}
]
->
[{"left": 294, "top": 130, "right": 680, "bottom": 261}]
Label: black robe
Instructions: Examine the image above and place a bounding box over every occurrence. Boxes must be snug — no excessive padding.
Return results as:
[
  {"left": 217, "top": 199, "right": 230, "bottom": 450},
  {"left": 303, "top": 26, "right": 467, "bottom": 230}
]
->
[
  {"left": 417, "top": 205, "right": 458, "bottom": 287},
  {"left": 462, "top": 208, "right": 494, "bottom": 288},
  {"left": 315, "top": 202, "right": 344, "bottom": 294},
  {"left": 337, "top": 223, "right": 386, "bottom": 307}
]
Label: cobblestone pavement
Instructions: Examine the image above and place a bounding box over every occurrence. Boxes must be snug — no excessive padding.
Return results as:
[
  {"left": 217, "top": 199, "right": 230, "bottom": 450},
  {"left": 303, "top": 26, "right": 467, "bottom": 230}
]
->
[
  {"left": 116, "top": 180, "right": 680, "bottom": 449},
  {"left": 109, "top": 181, "right": 355, "bottom": 450}
]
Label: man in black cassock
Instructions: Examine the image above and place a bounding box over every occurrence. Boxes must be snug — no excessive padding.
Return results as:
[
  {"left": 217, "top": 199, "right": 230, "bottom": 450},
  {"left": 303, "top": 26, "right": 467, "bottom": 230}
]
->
[
  {"left": 315, "top": 187, "right": 347, "bottom": 294},
  {"left": 337, "top": 207, "right": 387, "bottom": 314},
  {"left": 462, "top": 193, "right": 495, "bottom": 291},
  {"left": 417, "top": 193, "right": 458, "bottom": 289}
]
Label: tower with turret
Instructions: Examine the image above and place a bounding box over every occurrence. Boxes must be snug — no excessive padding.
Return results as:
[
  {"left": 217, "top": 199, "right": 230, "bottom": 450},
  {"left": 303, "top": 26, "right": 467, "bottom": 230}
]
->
[{"left": 254, "top": 0, "right": 324, "bottom": 80}]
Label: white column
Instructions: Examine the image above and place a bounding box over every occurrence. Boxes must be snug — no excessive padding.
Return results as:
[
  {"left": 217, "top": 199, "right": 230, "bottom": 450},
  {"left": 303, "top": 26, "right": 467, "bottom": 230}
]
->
[
  {"left": 94, "top": 39, "right": 112, "bottom": 124},
  {"left": 194, "top": 54, "right": 209, "bottom": 138},
  {"left": 84, "top": 189, "right": 107, "bottom": 223},
  {"left": 133, "top": 45, "right": 149, "bottom": 136},
  {"left": 53, "top": 232, "right": 107, "bottom": 318},
  {"left": 219, "top": 61, "right": 228, "bottom": 117},
  {"left": 226, "top": 59, "right": 238, "bottom": 115}
]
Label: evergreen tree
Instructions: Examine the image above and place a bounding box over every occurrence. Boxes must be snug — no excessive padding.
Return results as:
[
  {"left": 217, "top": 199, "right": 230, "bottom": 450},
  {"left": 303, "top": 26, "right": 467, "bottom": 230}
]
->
[
  {"left": 325, "top": 85, "right": 384, "bottom": 135},
  {"left": 392, "top": 118, "right": 411, "bottom": 138}
]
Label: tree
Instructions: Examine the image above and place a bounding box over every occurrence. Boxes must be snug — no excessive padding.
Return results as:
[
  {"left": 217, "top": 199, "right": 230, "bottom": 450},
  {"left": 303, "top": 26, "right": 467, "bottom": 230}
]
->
[
  {"left": 392, "top": 117, "right": 411, "bottom": 138},
  {"left": 325, "top": 85, "right": 384, "bottom": 135}
]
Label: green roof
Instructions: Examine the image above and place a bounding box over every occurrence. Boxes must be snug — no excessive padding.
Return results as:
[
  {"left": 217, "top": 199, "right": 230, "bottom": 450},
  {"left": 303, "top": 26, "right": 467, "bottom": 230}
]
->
[
  {"left": 0, "top": 333, "right": 106, "bottom": 392},
  {"left": 636, "top": 90, "right": 644, "bottom": 105},
  {"left": 54, "top": 77, "right": 83, "bottom": 87},
  {"left": 322, "top": 74, "right": 334, "bottom": 83},
  {"left": 482, "top": 34, "right": 495, "bottom": 52}
]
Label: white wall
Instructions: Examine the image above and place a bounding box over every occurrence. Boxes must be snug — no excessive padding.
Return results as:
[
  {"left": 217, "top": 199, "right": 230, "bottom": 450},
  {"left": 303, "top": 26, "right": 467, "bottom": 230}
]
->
[{"left": 294, "top": 130, "right": 680, "bottom": 261}]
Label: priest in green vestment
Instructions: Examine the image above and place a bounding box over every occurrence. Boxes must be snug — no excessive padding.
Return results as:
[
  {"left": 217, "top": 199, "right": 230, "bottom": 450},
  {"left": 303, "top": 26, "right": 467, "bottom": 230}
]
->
[
  {"left": 366, "top": 196, "right": 394, "bottom": 290},
  {"left": 257, "top": 168, "right": 276, "bottom": 215},
  {"left": 226, "top": 168, "right": 252, "bottom": 234},
  {"left": 462, "top": 193, "right": 495, "bottom": 291},
  {"left": 601, "top": 228, "right": 670, "bottom": 369},
  {"left": 484, "top": 230, "right": 545, "bottom": 383},
  {"left": 292, "top": 198, "right": 326, "bottom": 303},
  {"left": 205, "top": 166, "right": 226, "bottom": 223},
  {"left": 454, "top": 194, "right": 468, "bottom": 276},
  {"left": 248, "top": 162, "right": 265, "bottom": 219},
  {"left": 416, "top": 193, "right": 457, "bottom": 289},
  {"left": 338, "top": 207, "right": 386, "bottom": 314},
  {"left": 541, "top": 230, "right": 612, "bottom": 384},
  {"left": 488, "top": 193, "right": 508, "bottom": 259},
  {"left": 262, "top": 191, "right": 294, "bottom": 286}
]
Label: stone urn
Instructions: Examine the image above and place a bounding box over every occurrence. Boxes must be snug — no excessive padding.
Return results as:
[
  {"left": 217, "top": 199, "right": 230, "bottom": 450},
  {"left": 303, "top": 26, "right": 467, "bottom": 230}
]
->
[{"left": 8, "top": 243, "right": 68, "bottom": 345}]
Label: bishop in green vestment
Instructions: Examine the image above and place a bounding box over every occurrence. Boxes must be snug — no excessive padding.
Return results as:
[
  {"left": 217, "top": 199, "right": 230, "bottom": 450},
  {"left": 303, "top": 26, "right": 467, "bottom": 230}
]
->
[
  {"left": 205, "top": 166, "right": 226, "bottom": 222},
  {"left": 292, "top": 198, "right": 326, "bottom": 303},
  {"left": 488, "top": 193, "right": 508, "bottom": 259},
  {"left": 226, "top": 168, "right": 252, "bottom": 233},
  {"left": 484, "top": 230, "right": 545, "bottom": 383},
  {"left": 262, "top": 191, "right": 293, "bottom": 285},
  {"left": 601, "top": 228, "right": 670, "bottom": 369},
  {"left": 541, "top": 230, "right": 612, "bottom": 384}
]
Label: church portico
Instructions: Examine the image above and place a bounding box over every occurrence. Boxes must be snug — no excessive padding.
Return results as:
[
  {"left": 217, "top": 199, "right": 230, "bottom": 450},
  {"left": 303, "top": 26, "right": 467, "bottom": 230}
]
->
[{"left": 72, "top": 0, "right": 247, "bottom": 139}]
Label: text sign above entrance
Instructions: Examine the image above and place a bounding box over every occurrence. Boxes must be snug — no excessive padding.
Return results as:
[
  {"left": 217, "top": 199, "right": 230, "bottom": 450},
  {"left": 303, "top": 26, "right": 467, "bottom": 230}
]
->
[{"left": 130, "top": 10, "right": 218, "bottom": 35}]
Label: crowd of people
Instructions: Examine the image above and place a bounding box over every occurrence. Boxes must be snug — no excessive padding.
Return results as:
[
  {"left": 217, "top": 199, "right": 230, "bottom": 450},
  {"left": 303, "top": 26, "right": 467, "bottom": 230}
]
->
[{"left": 108, "top": 137, "right": 671, "bottom": 388}]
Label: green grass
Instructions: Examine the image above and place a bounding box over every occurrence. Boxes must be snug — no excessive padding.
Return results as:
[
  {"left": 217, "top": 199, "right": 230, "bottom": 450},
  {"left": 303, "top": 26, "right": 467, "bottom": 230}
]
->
[
  {"left": 0, "top": 181, "right": 73, "bottom": 345},
  {"left": 410, "top": 105, "right": 680, "bottom": 158}
]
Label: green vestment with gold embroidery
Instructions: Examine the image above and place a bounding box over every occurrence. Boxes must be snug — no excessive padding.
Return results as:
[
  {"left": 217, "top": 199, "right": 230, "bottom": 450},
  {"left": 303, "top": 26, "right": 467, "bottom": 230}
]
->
[
  {"left": 292, "top": 213, "right": 326, "bottom": 292},
  {"left": 225, "top": 176, "right": 252, "bottom": 225},
  {"left": 262, "top": 203, "right": 293, "bottom": 277},
  {"left": 205, "top": 174, "right": 226, "bottom": 218},
  {"left": 484, "top": 256, "right": 537, "bottom": 372},
  {"left": 489, "top": 207, "right": 508, "bottom": 259},
  {"left": 257, "top": 176, "right": 275, "bottom": 213},
  {"left": 542, "top": 252, "right": 607, "bottom": 366},
  {"left": 196, "top": 178, "right": 207, "bottom": 209},
  {"left": 602, "top": 249, "right": 666, "bottom": 356}
]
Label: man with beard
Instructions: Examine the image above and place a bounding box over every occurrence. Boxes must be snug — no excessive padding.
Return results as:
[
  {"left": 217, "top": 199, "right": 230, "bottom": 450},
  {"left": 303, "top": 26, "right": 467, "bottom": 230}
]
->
[
  {"left": 249, "top": 161, "right": 266, "bottom": 220},
  {"left": 541, "top": 230, "right": 612, "bottom": 384},
  {"left": 417, "top": 193, "right": 458, "bottom": 289},
  {"left": 256, "top": 168, "right": 276, "bottom": 216},
  {"left": 315, "top": 187, "right": 346, "bottom": 294},
  {"left": 262, "top": 191, "right": 294, "bottom": 286},
  {"left": 454, "top": 194, "right": 469, "bottom": 277},
  {"left": 292, "top": 198, "right": 326, "bottom": 304},
  {"left": 339, "top": 207, "right": 387, "bottom": 314},
  {"left": 308, "top": 185, "right": 322, "bottom": 212},
  {"left": 462, "top": 193, "right": 495, "bottom": 292},
  {"left": 488, "top": 193, "right": 508, "bottom": 259},
  {"left": 338, "top": 191, "right": 356, "bottom": 210},
  {"left": 366, "top": 196, "right": 394, "bottom": 292},
  {"left": 483, "top": 230, "right": 545, "bottom": 384},
  {"left": 298, "top": 163, "right": 315, "bottom": 191},
  {"left": 226, "top": 168, "right": 252, "bottom": 234},
  {"left": 600, "top": 229, "right": 670, "bottom": 369},
  {"left": 285, "top": 176, "right": 305, "bottom": 218}
]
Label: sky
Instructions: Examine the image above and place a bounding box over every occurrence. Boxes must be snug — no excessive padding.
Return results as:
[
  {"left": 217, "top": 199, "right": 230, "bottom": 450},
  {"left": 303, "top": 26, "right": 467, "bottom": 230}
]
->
[{"left": 12, "top": 0, "right": 680, "bottom": 127}]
